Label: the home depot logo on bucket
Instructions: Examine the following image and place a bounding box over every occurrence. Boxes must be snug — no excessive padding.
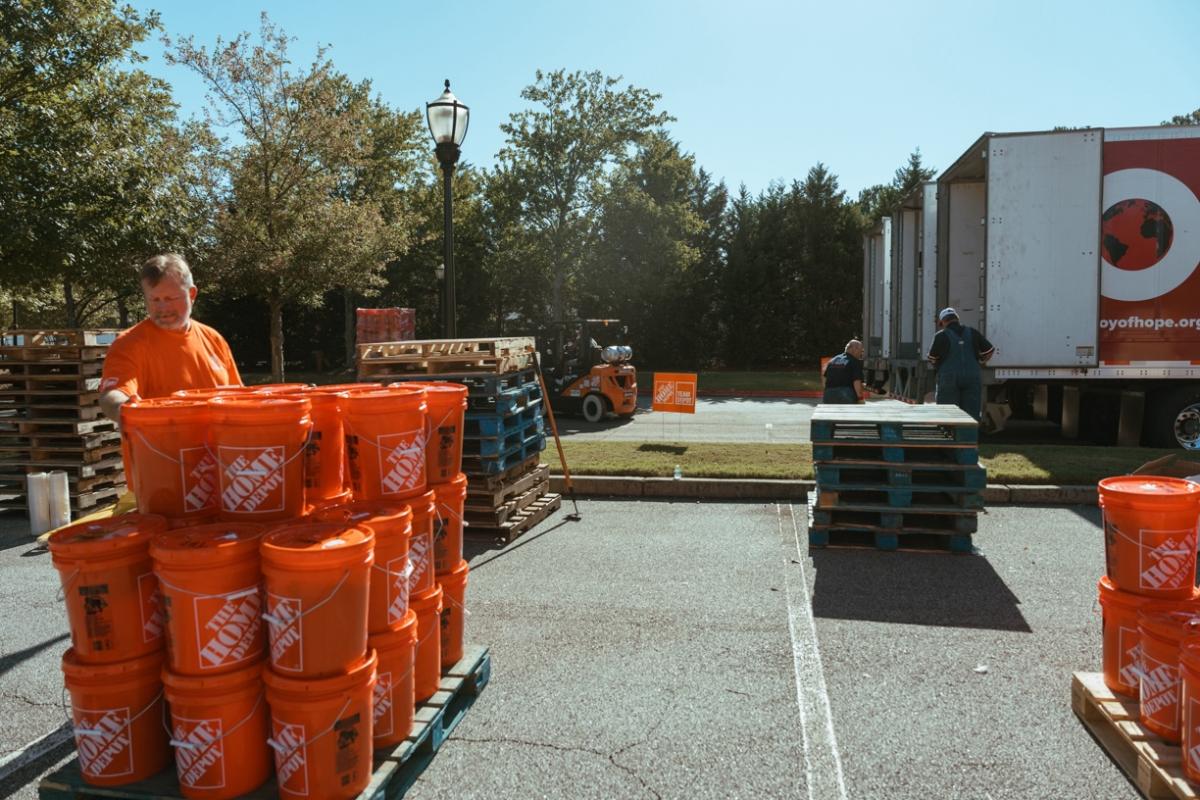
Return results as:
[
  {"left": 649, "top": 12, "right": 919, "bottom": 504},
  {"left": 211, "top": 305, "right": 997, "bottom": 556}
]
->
[
  {"left": 387, "top": 557, "right": 409, "bottom": 626},
  {"left": 219, "top": 446, "right": 286, "bottom": 514},
  {"left": 377, "top": 430, "right": 425, "bottom": 495},
  {"left": 271, "top": 721, "right": 308, "bottom": 795},
  {"left": 1138, "top": 529, "right": 1196, "bottom": 591},
  {"left": 373, "top": 671, "right": 393, "bottom": 738},
  {"left": 266, "top": 594, "right": 303, "bottom": 672},
  {"left": 1142, "top": 652, "right": 1180, "bottom": 720},
  {"left": 410, "top": 537, "right": 431, "bottom": 590},
  {"left": 1119, "top": 628, "right": 1145, "bottom": 687},
  {"left": 138, "top": 573, "right": 164, "bottom": 644},
  {"left": 195, "top": 588, "right": 262, "bottom": 669},
  {"left": 75, "top": 707, "right": 133, "bottom": 778},
  {"left": 173, "top": 717, "right": 225, "bottom": 789},
  {"left": 180, "top": 446, "right": 218, "bottom": 513}
]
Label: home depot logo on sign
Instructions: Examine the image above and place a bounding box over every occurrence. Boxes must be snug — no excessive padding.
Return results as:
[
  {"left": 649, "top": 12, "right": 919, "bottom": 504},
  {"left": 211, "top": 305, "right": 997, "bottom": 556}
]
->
[
  {"left": 137, "top": 572, "right": 164, "bottom": 644},
  {"left": 173, "top": 716, "right": 225, "bottom": 790},
  {"left": 218, "top": 446, "right": 285, "bottom": 514},
  {"left": 194, "top": 587, "right": 262, "bottom": 669},
  {"left": 75, "top": 707, "right": 133, "bottom": 778},
  {"left": 373, "top": 670, "right": 394, "bottom": 739},
  {"left": 1138, "top": 529, "right": 1196, "bottom": 592},
  {"left": 266, "top": 594, "right": 303, "bottom": 672},
  {"left": 377, "top": 429, "right": 425, "bottom": 496},
  {"left": 179, "top": 446, "right": 218, "bottom": 513},
  {"left": 652, "top": 373, "right": 698, "bottom": 414},
  {"left": 271, "top": 720, "right": 308, "bottom": 796}
]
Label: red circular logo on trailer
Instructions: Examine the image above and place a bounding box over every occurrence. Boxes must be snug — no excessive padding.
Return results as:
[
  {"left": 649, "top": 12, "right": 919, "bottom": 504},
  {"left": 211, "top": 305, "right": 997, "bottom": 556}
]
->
[{"left": 1101, "top": 198, "right": 1174, "bottom": 271}]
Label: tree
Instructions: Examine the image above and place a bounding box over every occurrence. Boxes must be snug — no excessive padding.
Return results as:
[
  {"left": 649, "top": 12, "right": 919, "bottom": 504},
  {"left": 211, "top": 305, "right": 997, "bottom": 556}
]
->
[
  {"left": 856, "top": 148, "right": 935, "bottom": 223},
  {"left": 0, "top": 0, "right": 202, "bottom": 325},
  {"left": 169, "top": 15, "right": 419, "bottom": 379},
  {"left": 1164, "top": 108, "right": 1200, "bottom": 126},
  {"left": 496, "top": 69, "right": 673, "bottom": 329}
]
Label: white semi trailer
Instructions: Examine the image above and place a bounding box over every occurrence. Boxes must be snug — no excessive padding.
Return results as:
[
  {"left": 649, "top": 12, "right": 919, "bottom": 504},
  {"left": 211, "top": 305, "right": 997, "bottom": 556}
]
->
[{"left": 862, "top": 126, "right": 1200, "bottom": 448}]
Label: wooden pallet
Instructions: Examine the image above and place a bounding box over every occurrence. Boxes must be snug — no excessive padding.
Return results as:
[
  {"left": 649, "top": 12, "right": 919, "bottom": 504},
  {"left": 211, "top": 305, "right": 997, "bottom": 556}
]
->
[
  {"left": 388, "top": 367, "right": 538, "bottom": 398},
  {"left": 0, "top": 417, "right": 116, "bottom": 435},
  {"left": 0, "top": 361, "right": 105, "bottom": 378},
  {"left": 808, "top": 526, "right": 975, "bottom": 553},
  {"left": 811, "top": 402, "right": 979, "bottom": 445},
  {"left": 0, "top": 483, "right": 124, "bottom": 513},
  {"left": 358, "top": 337, "right": 536, "bottom": 378},
  {"left": 462, "top": 432, "right": 547, "bottom": 476},
  {"left": 1072, "top": 671, "right": 1200, "bottom": 799},
  {"left": 37, "top": 645, "right": 492, "bottom": 799},
  {"left": 813, "top": 485, "right": 984, "bottom": 510},
  {"left": 0, "top": 329, "right": 119, "bottom": 347},
  {"left": 467, "top": 492, "right": 562, "bottom": 543},
  {"left": 812, "top": 442, "right": 980, "bottom": 466},
  {"left": 466, "top": 453, "right": 542, "bottom": 493},
  {"left": 467, "top": 463, "right": 550, "bottom": 508},
  {"left": 814, "top": 461, "right": 987, "bottom": 489},
  {"left": 465, "top": 478, "right": 551, "bottom": 527}
]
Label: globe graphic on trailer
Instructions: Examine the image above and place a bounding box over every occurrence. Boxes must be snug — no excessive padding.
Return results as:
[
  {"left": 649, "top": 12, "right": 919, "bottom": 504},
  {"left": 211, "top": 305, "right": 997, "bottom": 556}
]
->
[{"left": 1101, "top": 198, "right": 1174, "bottom": 271}]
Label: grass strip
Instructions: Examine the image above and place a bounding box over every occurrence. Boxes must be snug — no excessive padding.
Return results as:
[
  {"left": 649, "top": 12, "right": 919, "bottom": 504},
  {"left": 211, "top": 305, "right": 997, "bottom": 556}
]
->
[
  {"left": 636, "top": 371, "right": 822, "bottom": 392},
  {"left": 551, "top": 441, "right": 1180, "bottom": 485}
]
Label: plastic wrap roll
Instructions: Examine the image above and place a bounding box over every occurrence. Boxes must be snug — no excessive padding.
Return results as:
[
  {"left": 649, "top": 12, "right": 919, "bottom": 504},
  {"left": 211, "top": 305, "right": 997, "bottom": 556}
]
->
[
  {"left": 48, "top": 470, "right": 70, "bottom": 529},
  {"left": 27, "top": 472, "right": 51, "bottom": 536}
]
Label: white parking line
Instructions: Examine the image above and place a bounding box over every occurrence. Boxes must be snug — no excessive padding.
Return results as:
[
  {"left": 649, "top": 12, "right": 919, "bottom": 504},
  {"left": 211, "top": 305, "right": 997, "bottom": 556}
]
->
[
  {"left": 0, "top": 722, "right": 72, "bottom": 784},
  {"left": 777, "top": 502, "right": 848, "bottom": 800}
]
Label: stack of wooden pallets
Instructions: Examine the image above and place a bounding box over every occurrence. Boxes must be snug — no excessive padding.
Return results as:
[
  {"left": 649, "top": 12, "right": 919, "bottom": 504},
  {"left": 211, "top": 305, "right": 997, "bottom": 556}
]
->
[
  {"left": 369, "top": 337, "right": 561, "bottom": 543},
  {"left": 0, "top": 329, "right": 126, "bottom": 514},
  {"left": 808, "top": 402, "right": 984, "bottom": 553}
]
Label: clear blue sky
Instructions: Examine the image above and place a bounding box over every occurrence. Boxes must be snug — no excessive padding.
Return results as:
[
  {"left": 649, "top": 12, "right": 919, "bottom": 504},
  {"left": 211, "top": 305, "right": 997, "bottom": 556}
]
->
[{"left": 132, "top": 0, "right": 1200, "bottom": 197}]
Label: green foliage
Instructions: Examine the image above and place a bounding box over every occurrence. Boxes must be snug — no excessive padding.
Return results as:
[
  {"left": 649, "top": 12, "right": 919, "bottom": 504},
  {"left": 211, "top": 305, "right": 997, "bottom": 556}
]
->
[
  {"left": 855, "top": 148, "right": 935, "bottom": 223},
  {"left": 1164, "top": 108, "right": 1200, "bottom": 126}
]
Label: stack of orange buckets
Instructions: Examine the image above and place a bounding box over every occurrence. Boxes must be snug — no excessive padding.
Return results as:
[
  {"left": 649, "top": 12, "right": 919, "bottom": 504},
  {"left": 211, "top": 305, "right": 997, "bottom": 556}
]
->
[
  {"left": 1096, "top": 475, "right": 1200, "bottom": 782},
  {"left": 48, "top": 378, "right": 473, "bottom": 795}
]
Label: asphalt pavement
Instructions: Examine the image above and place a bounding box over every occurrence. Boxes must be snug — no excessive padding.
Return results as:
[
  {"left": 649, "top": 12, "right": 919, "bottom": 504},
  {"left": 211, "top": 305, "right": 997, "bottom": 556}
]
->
[
  {"left": 558, "top": 396, "right": 816, "bottom": 443},
  {"left": 1, "top": 500, "right": 1139, "bottom": 799}
]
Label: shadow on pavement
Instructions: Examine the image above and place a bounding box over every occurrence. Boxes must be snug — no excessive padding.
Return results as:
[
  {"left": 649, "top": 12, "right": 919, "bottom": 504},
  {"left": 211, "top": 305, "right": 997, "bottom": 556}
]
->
[
  {"left": 810, "top": 550, "right": 1031, "bottom": 632},
  {"left": 0, "top": 633, "right": 69, "bottom": 680},
  {"left": 461, "top": 516, "right": 578, "bottom": 569}
]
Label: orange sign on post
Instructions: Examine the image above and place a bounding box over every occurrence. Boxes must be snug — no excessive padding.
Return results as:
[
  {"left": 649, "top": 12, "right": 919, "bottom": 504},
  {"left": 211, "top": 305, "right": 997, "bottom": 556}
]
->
[{"left": 652, "top": 373, "right": 698, "bottom": 414}]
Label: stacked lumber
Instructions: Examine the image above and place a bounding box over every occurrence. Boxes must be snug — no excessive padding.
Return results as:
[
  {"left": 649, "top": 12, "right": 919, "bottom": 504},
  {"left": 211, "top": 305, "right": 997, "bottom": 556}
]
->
[{"left": 0, "top": 329, "right": 125, "bottom": 513}]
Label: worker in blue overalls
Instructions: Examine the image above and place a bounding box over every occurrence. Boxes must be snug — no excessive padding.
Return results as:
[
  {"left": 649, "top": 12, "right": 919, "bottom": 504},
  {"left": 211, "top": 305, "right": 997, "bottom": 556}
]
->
[
  {"left": 926, "top": 308, "right": 996, "bottom": 421},
  {"left": 822, "top": 339, "right": 866, "bottom": 404}
]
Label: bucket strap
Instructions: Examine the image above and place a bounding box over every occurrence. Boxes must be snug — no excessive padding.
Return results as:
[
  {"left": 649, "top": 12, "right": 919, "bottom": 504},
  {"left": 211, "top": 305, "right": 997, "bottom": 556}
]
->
[
  {"left": 65, "top": 686, "right": 164, "bottom": 738},
  {"left": 372, "top": 560, "right": 414, "bottom": 580},
  {"left": 164, "top": 691, "right": 267, "bottom": 749},
  {"left": 266, "top": 696, "right": 353, "bottom": 754},
  {"left": 261, "top": 570, "right": 350, "bottom": 627},
  {"left": 343, "top": 419, "right": 430, "bottom": 459},
  {"left": 1105, "top": 514, "right": 1197, "bottom": 556},
  {"left": 155, "top": 576, "right": 260, "bottom": 602}
]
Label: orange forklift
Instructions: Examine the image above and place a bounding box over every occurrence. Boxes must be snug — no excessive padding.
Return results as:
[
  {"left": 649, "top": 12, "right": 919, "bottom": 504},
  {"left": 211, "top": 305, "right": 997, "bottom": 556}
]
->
[{"left": 540, "top": 319, "right": 637, "bottom": 423}]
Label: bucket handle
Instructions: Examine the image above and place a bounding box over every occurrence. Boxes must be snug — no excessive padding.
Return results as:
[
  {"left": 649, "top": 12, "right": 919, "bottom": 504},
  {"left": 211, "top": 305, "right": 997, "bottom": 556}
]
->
[
  {"left": 373, "top": 560, "right": 414, "bottom": 581},
  {"left": 1104, "top": 513, "right": 1198, "bottom": 557},
  {"left": 261, "top": 570, "right": 350, "bottom": 628},
  {"left": 55, "top": 568, "right": 80, "bottom": 602},
  {"left": 155, "top": 575, "right": 260, "bottom": 601},
  {"left": 63, "top": 685, "right": 164, "bottom": 738},
  {"left": 132, "top": 427, "right": 313, "bottom": 472},
  {"left": 163, "top": 690, "right": 266, "bottom": 749},
  {"left": 343, "top": 419, "right": 430, "bottom": 460},
  {"left": 266, "top": 695, "right": 354, "bottom": 755},
  {"left": 211, "top": 428, "right": 314, "bottom": 471}
]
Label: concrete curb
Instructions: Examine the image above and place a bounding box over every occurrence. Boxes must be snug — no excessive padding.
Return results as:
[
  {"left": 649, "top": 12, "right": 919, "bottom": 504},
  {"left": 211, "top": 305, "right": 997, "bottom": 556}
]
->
[{"left": 549, "top": 476, "right": 1097, "bottom": 505}]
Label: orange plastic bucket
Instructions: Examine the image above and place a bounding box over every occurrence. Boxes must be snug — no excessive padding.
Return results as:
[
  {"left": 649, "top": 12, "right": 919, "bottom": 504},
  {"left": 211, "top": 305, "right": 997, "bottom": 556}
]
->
[
  {"left": 49, "top": 514, "right": 169, "bottom": 663},
  {"left": 163, "top": 662, "right": 272, "bottom": 799},
  {"left": 62, "top": 648, "right": 170, "bottom": 786},
  {"left": 409, "top": 490, "right": 437, "bottom": 596},
  {"left": 369, "top": 610, "right": 417, "bottom": 747},
  {"left": 411, "top": 585, "right": 443, "bottom": 702},
  {"left": 209, "top": 396, "right": 312, "bottom": 522},
  {"left": 1099, "top": 476, "right": 1200, "bottom": 598},
  {"left": 390, "top": 382, "right": 467, "bottom": 484},
  {"left": 432, "top": 474, "right": 467, "bottom": 575},
  {"left": 1179, "top": 638, "right": 1200, "bottom": 783},
  {"left": 263, "top": 650, "right": 377, "bottom": 800},
  {"left": 151, "top": 522, "right": 267, "bottom": 675},
  {"left": 251, "top": 383, "right": 313, "bottom": 394},
  {"left": 311, "top": 500, "right": 412, "bottom": 633},
  {"left": 439, "top": 559, "right": 469, "bottom": 669},
  {"left": 1138, "top": 608, "right": 1200, "bottom": 742},
  {"left": 261, "top": 522, "right": 373, "bottom": 677},
  {"left": 122, "top": 399, "right": 218, "bottom": 520},
  {"left": 280, "top": 391, "right": 345, "bottom": 506},
  {"left": 344, "top": 388, "right": 428, "bottom": 501},
  {"left": 307, "top": 383, "right": 382, "bottom": 395},
  {"left": 1098, "top": 576, "right": 1200, "bottom": 696}
]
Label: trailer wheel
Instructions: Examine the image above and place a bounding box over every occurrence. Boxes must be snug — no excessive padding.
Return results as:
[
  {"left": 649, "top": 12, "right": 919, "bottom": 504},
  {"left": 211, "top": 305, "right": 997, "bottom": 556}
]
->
[
  {"left": 1145, "top": 386, "right": 1200, "bottom": 449},
  {"left": 1174, "top": 403, "right": 1200, "bottom": 450},
  {"left": 581, "top": 394, "right": 606, "bottom": 423}
]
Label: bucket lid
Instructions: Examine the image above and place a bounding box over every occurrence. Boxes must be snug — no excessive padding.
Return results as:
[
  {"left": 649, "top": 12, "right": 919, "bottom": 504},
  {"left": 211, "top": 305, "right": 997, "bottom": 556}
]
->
[
  {"left": 410, "top": 490, "right": 437, "bottom": 520},
  {"left": 308, "top": 383, "right": 381, "bottom": 395},
  {"left": 172, "top": 386, "right": 250, "bottom": 400},
  {"left": 1182, "top": 637, "right": 1200, "bottom": 674},
  {"left": 281, "top": 390, "right": 339, "bottom": 411},
  {"left": 209, "top": 395, "right": 311, "bottom": 423},
  {"left": 251, "top": 383, "right": 313, "bottom": 394},
  {"left": 162, "top": 659, "right": 262, "bottom": 694},
  {"left": 410, "top": 583, "right": 443, "bottom": 611},
  {"left": 62, "top": 646, "right": 163, "bottom": 682},
  {"left": 262, "top": 648, "right": 378, "bottom": 696},
  {"left": 368, "top": 609, "right": 418, "bottom": 651},
  {"left": 122, "top": 397, "right": 210, "bottom": 424},
  {"left": 1099, "top": 476, "right": 1200, "bottom": 497},
  {"left": 346, "top": 387, "right": 427, "bottom": 414},
  {"left": 150, "top": 522, "right": 266, "bottom": 566},
  {"left": 311, "top": 500, "right": 412, "bottom": 533},
  {"left": 431, "top": 473, "right": 468, "bottom": 498},
  {"left": 1139, "top": 608, "right": 1200, "bottom": 643},
  {"left": 262, "top": 521, "right": 373, "bottom": 566},
  {"left": 49, "top": 514, "right": 168, "bottom": 559},
  {"left": 388, "top": 381, "right": 467, "bottom": 401}
]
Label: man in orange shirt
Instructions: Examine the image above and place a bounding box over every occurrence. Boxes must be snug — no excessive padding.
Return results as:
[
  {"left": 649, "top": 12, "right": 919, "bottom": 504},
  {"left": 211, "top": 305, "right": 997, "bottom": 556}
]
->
[{"left": 99, "top": 254, "right": 242, "bottom": 421}]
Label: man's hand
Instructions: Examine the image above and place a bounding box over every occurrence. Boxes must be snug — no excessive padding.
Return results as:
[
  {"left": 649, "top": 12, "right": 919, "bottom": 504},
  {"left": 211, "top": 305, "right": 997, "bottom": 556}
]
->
[{"left": 99, "top": 389, "right": 133, "bottom": 423}]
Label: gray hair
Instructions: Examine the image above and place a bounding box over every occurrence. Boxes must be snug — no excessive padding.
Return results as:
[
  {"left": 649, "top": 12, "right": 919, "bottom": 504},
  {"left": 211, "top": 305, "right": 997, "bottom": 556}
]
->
[
  {"left": 140, "top": 254, "right": 194, "bottom": 289},
  {"left": 845, "top": 339, "right": 863, "bottom": 353}
]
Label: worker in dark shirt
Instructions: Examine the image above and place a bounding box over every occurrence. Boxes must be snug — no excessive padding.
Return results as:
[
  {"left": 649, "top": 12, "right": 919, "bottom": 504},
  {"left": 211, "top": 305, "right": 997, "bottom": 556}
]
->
[
  {"left": 823, "top": 339, "right": 865, "bottom": 404},
  {"left": 926, "top": 308, "right": 996, "bottom": 421}
]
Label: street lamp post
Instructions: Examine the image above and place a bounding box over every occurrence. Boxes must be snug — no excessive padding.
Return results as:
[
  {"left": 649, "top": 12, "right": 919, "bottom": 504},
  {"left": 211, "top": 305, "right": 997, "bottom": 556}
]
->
[
  {"left": 434, "top": 262, "right": 445, "bottom": 335},
  {"left": 426, "top": 80, "right": 469, "bottom": 339}
]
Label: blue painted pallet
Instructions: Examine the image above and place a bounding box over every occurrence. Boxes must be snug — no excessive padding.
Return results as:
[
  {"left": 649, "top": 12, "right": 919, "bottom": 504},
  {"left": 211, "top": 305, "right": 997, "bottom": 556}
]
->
[
  {"left": 388, "top": 368, "right": 536, "bottom": 398},
  {"left": 810, "top": 419, "right": 978, "bottom": 445},
  {"left": 462, "top": 432, "right": 547, "bottom": 475},
  {"left": 37, "top": 646, "right": 492, "bottom": 800},
  {"left": 808, "top": 526, "right": 975, "bottom": 553},
  {"left": 467, "top": 381, "right": 542, "bottom": 415},
  {"left": 809, "top": 505, "right": 978, "bottom": 533},
  {"left": 814, "top": 462, "right": 987, "bottom": 490},
  {"left": 464, "top": 400, "right": 543, "bottom": 437},
  {"left": 463, "top": 418, "right": 545, "bottom": 458},
  {"left": 812, "top": 442, "right": 980, "bottom": 466},
  {"left": 813, "top": 485, "right": 985, "bottom": 510}
]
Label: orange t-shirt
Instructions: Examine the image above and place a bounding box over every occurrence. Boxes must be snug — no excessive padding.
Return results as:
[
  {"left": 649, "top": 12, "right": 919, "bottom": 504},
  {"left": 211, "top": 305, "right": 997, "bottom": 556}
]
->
[{"left": 100, "top": 319, "right": 242, "bottom": 399}]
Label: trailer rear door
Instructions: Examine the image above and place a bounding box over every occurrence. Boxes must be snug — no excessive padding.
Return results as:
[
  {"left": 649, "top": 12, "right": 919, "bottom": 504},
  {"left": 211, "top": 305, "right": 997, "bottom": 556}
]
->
[{"left": 985, "top": 131, "right": 1101, "bottom": 367}]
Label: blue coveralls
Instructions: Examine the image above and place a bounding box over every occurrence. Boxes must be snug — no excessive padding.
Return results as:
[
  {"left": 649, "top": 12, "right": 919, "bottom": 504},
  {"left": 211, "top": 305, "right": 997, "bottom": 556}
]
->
[{"left": 935, "top": 327, "right": 983, "bottom": 421}]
